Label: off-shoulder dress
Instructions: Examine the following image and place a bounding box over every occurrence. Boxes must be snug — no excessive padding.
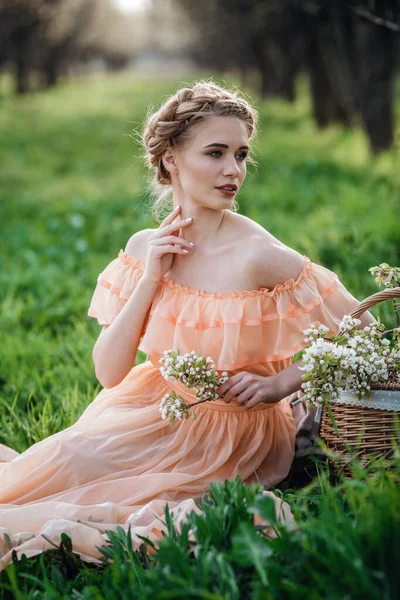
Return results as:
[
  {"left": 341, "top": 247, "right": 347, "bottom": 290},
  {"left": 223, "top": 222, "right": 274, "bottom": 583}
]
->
[{"left": 0, "top": 250, "right": 360, "bottom": 570}]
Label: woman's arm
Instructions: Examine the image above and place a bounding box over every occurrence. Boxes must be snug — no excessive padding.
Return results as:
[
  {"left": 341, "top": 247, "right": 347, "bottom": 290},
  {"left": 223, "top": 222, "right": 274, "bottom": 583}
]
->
[
  {"left": 92, "top": 208, "right": 195, "bottom": 388},
  {"left": 216, "top": 308, "right": 376, "bottom": 406},
  {"left": 249, "top": 239, "right": 377, "bottom": 399},
  {"left": 92, "top": 230, "right": 159, "bottom": 389},
  {"left": 92, "top": 274, "right": 159, "bottom": 389}
]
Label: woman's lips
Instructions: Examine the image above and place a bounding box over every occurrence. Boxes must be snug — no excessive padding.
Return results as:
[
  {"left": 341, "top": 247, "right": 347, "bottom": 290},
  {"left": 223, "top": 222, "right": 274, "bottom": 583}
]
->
[{"left": 216, "top": 187, "right": 237, "bottom": 197}]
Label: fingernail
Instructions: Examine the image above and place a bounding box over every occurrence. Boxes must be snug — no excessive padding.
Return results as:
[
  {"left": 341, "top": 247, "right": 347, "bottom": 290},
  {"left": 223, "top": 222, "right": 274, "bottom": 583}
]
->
[
  {"left": 189, "top": 242, "right": 196, "bottom": 247},
  {"left": 185, "top": 217, "right": 192, "bottom": 222}
]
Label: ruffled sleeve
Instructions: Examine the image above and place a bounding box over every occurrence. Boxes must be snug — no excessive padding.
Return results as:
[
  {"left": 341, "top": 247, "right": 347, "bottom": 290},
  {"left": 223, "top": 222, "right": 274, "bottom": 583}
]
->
[
  {"left": 136, "top": 256, "right": 362, "bottom": 371},
  {"left": 88, "top": 252, "right": 146, "bottom": 332}
]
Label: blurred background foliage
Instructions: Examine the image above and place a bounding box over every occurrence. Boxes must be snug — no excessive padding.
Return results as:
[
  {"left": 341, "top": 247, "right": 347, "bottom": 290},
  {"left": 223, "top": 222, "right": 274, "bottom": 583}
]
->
[{"left": 2, "top": 0, "right": 400, "bottom": 152}]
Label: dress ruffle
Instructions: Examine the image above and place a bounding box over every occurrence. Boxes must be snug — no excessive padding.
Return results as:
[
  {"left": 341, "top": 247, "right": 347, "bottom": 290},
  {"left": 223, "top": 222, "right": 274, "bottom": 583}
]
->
[
  {"left": 88, "top": 253, "right": 149, "bottom": 336},
  {"left": 88, "top": 250, "right": 361, "bottom": 370}
]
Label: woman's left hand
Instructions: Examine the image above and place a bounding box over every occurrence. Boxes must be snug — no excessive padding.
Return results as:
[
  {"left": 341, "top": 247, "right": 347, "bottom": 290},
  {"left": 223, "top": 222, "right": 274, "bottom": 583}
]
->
[{"left": 215, "top": 372, "right": 284, "bottom": 409}]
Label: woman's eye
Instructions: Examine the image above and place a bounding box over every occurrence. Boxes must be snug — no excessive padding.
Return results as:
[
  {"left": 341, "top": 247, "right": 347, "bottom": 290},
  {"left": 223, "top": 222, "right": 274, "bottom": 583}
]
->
[{"left": 207, "top": 150, "right": 248, "bottom": 160}]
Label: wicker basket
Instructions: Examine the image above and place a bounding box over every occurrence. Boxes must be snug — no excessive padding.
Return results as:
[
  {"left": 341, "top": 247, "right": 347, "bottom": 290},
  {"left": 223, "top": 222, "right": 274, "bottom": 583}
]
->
[{"left": 319, "top": 287, "right": 400, "bottom": 476}]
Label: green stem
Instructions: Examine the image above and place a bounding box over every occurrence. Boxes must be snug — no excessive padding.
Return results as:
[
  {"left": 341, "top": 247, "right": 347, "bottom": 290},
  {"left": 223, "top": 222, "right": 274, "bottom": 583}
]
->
[
  {"left": 393, "top": 299, "right": 400, "bottom": 328},
  {"left": 187, "top": 398, "right": 211, "bottom": 408}
]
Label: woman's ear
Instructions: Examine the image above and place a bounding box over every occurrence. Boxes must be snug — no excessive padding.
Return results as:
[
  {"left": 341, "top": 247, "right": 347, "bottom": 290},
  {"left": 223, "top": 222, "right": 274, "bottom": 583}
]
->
[{"left": 162, "top": 149, "right": 178, "bottom": 175}]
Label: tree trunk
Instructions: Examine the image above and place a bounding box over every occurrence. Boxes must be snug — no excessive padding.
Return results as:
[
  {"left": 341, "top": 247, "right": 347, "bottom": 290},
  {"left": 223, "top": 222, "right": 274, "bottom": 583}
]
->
[
  {"left": 15, "top": 52, "right": 29, "bottom": 94},
  {"left": 257, "top": 25, "right": 301, "bottom": 103},
  {"left": 304, "top": 12, "right": 354, "bottom": 128},
  {"left": 357, "top": 23, "right": 397, "bottom": 153},
  {"left": 43, "top": 59, "right": 59, "bottom": 88},
  {"left": 239, "top": 64, "right": 249, "bottom": 88}
]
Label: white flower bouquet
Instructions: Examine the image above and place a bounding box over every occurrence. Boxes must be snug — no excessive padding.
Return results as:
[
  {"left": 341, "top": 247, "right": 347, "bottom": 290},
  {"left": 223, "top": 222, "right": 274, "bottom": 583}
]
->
[
  {"left": 299, "top": 262, "right": 400, "bottom": 409},
  {"left": 158, "top": 350, "right": 229, "bottom": 425},
  {"left": 299, "top": 318, "right": 400, "bottom": 408}
]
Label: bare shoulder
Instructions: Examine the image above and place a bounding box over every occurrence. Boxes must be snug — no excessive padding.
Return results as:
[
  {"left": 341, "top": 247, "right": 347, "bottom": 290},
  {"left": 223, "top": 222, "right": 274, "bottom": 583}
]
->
[
  {"left": 124, "top": 229, "right": 153, "bottom": 263},
  {"left": 257, "top": 242, "right": 305, "bottom": 289},
  {"left": 235, "top": 216, "right": 305, "bottom": 289}
]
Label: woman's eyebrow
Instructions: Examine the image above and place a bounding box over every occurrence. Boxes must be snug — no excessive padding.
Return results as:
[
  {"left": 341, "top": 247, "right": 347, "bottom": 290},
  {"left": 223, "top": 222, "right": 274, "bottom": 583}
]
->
[{"left": 203, "top": 143, "right": 249, "bottom": 150}]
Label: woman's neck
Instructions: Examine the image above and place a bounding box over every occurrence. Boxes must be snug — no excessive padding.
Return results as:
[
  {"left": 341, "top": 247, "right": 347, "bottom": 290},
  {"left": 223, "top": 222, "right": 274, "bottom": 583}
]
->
[{"left": 174, "top": 203, "right": 227, "bottom": 247}]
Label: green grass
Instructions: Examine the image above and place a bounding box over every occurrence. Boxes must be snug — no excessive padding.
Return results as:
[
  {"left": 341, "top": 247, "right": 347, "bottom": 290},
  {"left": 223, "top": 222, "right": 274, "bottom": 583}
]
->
[
  {"left": 0, "top": 71, "right": 399, "bottom": 596},
  {"left": 1, "top": 461, "right": 399, "bottom": 599}
]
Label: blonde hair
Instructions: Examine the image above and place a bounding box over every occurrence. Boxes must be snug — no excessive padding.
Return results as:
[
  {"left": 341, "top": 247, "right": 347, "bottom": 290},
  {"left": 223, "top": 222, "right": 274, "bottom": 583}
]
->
[{"left": 141, "top": 80, "right": 259, "bottom": 222}]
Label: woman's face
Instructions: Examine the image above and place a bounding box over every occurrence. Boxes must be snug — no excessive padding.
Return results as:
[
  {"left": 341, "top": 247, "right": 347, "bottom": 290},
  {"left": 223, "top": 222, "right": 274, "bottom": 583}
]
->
[{"left": 167, "top": 116, "right": 249, "bottom": 209}]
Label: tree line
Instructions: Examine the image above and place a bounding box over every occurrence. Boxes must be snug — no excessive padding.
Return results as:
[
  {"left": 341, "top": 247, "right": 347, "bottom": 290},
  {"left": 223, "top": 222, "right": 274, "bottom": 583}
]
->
[
  {"left": 0, "top": 0, "right": 136, "bottom": 94},
  {"left": 1, "top": 0, "right": 399, "bottom": 153},
  {"left": 176, "top": 0, "right": 400, "bottom": 153}
]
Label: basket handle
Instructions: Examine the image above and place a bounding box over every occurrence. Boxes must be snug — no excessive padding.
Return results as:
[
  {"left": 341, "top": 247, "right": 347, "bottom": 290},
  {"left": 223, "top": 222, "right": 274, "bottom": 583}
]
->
[{"left": 349, "top": 287, "right": 400, "bottom": 319}]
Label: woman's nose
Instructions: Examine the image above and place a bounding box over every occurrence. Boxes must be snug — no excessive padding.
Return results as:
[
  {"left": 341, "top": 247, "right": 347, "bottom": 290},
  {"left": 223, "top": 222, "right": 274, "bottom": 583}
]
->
[{"left": 223, "top": 157, "right": 241, "bottom": 176}]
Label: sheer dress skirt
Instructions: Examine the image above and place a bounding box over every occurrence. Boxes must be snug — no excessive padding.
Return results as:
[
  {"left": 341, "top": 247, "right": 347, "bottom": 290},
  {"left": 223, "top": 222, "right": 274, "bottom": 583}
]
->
[{"left": 0, "top": 360, "right": 296, "bottom": 569}]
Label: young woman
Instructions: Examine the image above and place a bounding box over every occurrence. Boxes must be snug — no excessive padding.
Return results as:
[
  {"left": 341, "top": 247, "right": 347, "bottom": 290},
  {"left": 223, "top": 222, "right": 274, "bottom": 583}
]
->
[{"left": 0, "top": 81, "right": 374, "bottom": 570}]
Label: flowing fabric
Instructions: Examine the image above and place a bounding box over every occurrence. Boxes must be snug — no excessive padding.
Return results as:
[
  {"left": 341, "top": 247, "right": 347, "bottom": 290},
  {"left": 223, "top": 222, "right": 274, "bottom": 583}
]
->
[{"left": 0, "top": 251, "right": 360, "bottom": 570}]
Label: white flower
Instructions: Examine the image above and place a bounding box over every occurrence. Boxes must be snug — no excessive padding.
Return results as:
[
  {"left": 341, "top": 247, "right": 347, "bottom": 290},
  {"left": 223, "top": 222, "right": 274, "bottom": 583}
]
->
[{"left": 300, "top": 313, "right": 399, "bottom": 407}]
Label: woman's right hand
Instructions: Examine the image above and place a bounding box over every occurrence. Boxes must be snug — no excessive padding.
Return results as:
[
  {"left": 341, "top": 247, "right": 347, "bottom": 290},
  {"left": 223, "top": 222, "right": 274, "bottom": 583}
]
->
[{"left": 143, "top": 205, "right": 195, "bottom": 283}]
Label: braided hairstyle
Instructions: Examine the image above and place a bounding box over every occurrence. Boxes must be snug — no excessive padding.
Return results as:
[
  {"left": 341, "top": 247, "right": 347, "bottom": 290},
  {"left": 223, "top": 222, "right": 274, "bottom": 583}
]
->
[{"left": 141, "top": 80, "right": 258, "bottom": 222}]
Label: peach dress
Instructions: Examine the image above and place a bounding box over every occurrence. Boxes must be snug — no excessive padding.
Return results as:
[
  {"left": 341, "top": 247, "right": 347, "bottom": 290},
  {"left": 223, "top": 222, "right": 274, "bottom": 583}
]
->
[{"left": 0, "top": 250, "right": 360, "bottom": 570}]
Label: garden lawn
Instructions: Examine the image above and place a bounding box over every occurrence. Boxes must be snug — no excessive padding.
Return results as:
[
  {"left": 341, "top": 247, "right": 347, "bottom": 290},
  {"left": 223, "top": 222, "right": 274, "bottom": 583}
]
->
[{"left": 0, "top": 71, "right": 399, "bottom": 597}]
